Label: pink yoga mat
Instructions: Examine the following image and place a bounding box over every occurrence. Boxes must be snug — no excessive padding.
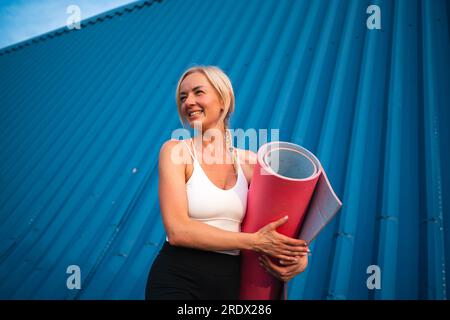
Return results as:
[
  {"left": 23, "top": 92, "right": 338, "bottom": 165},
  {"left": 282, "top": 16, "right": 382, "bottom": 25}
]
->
[{"left": 240, "top": 141, "right": 342, "bottom": 300}]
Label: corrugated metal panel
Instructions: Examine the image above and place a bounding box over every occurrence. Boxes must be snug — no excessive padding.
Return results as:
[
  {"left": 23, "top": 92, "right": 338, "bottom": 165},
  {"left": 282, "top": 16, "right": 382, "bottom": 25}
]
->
[{"left": 0, "top": 0, "right": 449, "bottom": 300}]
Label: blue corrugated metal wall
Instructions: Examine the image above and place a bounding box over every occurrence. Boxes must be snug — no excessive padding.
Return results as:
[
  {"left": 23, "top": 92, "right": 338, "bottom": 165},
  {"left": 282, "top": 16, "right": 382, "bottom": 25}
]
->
[{"left": 0, "top": 0, "right": 449, "bottom": 299}]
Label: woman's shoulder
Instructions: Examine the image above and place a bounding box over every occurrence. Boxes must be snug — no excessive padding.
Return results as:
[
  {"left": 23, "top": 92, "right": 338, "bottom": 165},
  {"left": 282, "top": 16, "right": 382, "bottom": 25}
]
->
[
  {"left": 159, "top": 139, "right": 192, "bottom": 165},
  {"left": 159, "top": 138, "right": 182, "bottom": 155},
  {"left": 160, "top": 138, "right": 189, "bottom": 148}
]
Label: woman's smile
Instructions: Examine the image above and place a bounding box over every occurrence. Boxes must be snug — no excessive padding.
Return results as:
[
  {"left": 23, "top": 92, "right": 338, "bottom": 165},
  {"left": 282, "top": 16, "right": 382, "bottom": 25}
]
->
[{"left": 187, "top": 109, "right": 204, "bottom": 119}]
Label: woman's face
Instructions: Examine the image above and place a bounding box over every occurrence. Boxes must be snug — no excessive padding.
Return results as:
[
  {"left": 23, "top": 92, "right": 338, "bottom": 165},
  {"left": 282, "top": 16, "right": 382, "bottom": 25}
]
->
[{"left": 179, "top": 72, "right": 224, "bottom": 129}]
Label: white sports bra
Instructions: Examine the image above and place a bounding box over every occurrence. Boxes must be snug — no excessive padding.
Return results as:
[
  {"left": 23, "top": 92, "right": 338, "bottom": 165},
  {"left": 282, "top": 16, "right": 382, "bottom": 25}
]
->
[{"left": 167, "top": 138, "right": 249, "bottom": 256}]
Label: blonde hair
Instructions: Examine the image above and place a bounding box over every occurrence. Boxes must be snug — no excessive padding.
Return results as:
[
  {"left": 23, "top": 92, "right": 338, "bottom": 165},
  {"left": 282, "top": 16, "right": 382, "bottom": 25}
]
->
[{"left": 175, "top": 66, "right": 235, "bottom": 129}]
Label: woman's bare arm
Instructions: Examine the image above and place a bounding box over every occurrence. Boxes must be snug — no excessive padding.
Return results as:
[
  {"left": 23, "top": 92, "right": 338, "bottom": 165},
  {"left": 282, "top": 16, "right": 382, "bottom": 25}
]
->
[{"left": 158, "top": 140, "right": 308, "bottom": 260}]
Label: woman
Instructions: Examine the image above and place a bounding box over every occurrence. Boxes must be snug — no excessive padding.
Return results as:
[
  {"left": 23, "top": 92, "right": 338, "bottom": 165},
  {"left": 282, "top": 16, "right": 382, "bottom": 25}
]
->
[{"left": 146, "top": 66, "right": 309, "bottom": 300}]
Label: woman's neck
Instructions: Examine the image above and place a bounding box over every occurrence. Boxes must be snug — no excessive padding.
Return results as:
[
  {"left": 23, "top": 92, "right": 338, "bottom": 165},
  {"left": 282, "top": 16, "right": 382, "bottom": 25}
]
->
[
  {"left": 194, "top": 125, "right": 227, "bottom": 150},
  {"left": 192, "top": 125, "right": 234, "bottom": 165}
]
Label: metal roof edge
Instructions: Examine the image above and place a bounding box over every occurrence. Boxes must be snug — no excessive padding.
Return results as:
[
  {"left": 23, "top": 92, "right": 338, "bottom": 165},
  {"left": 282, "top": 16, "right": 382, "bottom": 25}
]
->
[{"left": 0, "top": 0, "right": 162, "bottom": 56}]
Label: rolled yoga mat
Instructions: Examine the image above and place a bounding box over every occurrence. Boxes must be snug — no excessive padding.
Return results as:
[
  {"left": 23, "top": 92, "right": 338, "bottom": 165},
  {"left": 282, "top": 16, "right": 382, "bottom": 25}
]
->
[{"left": 240, "top": 141, "right": 342, "bottom": 300}]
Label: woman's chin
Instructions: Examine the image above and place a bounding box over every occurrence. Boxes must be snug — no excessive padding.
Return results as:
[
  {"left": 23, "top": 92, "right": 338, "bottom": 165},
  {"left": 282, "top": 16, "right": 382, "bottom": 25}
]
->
[{"left": 188, "top": 118, "right": 205, "bottom": 128}]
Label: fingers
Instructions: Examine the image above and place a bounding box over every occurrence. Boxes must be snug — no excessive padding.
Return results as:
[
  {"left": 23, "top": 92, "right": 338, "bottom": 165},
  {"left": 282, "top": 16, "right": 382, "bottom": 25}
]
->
[
  {"left": 263, "top": 263, "right": 284, "bottom": 281},
  {"left": 271, "top": 233, "right": 308, "bottom": 253},
  {"left": 279, "top": 255, "right": 308, "bottom": 265},
  {"left": 260, "top": 255, "right": 284, "bottom": 273},
  {"left": 264, "top": 240, "right": 308, "bottom": 259},
  {"left": 280, "top": 235, "right": 308, "bottom": 247},
  {"left": 257, "top": 219, "right": 309, "bottom": 258},
  {"left": 258, "top": 256, "right": 284, "bottom": 281},
  {"left": 267, "top": 216, "right": 289, "bottom": 230},
  {"left": 279, "top": 258, "right": 301, "bottom": 266},
  {"left": 275, "top": 253, "right": 300, "bottom": 262},
  {"left": 265, "top": 217, "right": 308, "bottom": 248},
  {"left": 279, "top": 252, "right": 309, "bottom": 266},
  {"left": 277, "top": 243, "right": 309, "bottom": 256},
  {"left": 262, "top": 255, "right": 298, "bottom": 272},
  {"left": 259, "top": 255, "right": 296, "bottom": 282},
  {"left": 268, "top": 226, "right": 308, "bottom": 248}
]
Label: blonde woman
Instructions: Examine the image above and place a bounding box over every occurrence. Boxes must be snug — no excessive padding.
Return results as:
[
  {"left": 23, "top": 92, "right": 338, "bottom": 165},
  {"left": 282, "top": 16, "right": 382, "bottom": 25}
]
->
[{"left": 145, "top": 66, "right": 309, "bottom": 300}]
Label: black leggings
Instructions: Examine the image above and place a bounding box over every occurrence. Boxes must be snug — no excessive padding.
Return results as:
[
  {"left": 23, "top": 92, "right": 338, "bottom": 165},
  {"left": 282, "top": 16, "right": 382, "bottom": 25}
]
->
[{"left": 146, "top": 242, "right": 241, "bottom": 300}]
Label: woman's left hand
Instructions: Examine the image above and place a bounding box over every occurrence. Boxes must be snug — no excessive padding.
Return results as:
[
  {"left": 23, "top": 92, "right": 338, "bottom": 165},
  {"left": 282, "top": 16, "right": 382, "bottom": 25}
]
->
[{"left": 258, "top": 253, "right": 308, "bottom": 282}]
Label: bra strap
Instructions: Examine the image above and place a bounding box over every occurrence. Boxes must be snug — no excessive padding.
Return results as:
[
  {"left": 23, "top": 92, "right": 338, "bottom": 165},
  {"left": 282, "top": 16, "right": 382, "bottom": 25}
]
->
[{"left": 181, "top": 140, "right": 196, "bottom": 162}]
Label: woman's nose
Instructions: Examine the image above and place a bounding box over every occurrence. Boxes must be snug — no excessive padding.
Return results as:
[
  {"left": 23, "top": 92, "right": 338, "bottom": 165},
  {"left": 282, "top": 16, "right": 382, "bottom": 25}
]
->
[{"left": 185, "top": 93, "right": 196, "bottom": 105}]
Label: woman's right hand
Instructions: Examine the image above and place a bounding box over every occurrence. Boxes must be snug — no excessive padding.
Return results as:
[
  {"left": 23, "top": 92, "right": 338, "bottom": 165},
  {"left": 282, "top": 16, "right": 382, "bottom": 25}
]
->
[{"left": 253, "top": 216, "right": 309, "bottom": 261}]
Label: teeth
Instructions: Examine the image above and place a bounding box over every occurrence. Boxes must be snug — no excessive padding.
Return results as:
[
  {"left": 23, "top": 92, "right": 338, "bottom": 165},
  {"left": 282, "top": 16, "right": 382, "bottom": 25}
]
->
[{"left": 189, "top": 111, "right": 203, "bottom": 117}]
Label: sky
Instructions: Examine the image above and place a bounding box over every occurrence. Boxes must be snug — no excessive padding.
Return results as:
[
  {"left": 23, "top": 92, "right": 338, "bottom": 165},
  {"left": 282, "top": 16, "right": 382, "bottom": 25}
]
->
[{"left": 0, "top": 0, "right": 138, "bottom": 50}]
